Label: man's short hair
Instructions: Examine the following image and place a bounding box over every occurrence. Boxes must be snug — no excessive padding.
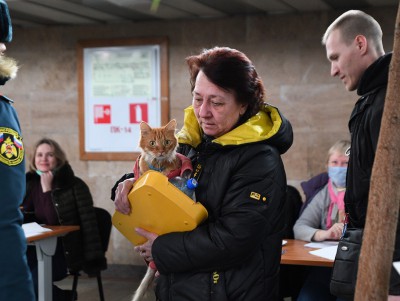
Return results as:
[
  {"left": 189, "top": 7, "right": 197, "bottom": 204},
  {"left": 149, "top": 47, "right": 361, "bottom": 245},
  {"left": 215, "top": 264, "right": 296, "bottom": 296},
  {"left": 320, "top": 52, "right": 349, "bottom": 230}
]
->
[{"left": 322, "top": 10, "right": 383, "bottom": 52}]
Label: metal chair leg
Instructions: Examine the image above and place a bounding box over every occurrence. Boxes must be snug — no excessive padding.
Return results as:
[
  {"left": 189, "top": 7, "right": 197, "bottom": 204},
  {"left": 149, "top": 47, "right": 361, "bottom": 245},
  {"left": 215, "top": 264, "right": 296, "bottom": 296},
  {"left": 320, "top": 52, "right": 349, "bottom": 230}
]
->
[
  {"left": 71, "top": 274, "right": 79, "bottom": 301},
  {"left": 96, "top": 272, "right": 105, "bottom": 301}
]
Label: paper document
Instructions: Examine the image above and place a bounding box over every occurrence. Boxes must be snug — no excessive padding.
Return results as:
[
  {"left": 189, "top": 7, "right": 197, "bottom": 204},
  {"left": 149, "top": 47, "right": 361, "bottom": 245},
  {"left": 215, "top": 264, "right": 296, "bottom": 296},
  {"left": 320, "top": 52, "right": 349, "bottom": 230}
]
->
[
  {"left": 305, "top": 241, "right": 339, "bottom": 249},
  {"left": 393, "top": 262, "right": 400, "bottom": 275},
  {"left": 309, "top": 245, "right": 338, "bottom": 261},
  {"left": 22, "top": 222, "right": 52, "bottom": 238}
]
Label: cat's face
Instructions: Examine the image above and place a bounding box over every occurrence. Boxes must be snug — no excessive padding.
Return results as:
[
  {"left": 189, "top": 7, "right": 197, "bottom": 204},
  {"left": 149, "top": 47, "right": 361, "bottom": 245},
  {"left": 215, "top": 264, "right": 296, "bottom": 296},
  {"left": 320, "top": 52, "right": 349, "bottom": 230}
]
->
[{"left": 139, "top": 119, "right": 178, "bottom": 161}]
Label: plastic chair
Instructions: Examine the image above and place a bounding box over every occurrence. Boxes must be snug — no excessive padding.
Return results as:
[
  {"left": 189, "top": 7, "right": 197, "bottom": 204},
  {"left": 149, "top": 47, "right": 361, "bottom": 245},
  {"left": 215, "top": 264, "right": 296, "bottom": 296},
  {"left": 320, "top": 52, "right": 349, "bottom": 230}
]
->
[{"left": 71, "top": 207, "right": 112, "bottom": 301}]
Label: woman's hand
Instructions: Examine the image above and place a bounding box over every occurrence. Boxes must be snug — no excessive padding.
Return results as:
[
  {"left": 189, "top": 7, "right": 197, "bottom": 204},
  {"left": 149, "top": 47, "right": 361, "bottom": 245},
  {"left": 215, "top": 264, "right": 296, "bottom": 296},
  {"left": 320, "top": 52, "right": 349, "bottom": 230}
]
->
[
  {"left": 313, "top": 222, "right": 344, "bottom": 241},
  {"left": 114, "top": 178, "right": 135, "bottom": 214},
  {"left": 134, "top": 228, "right": 158, "bottom": 262},
  {"left": 40, "top": 171, "right": 53, "bottom": 193}
]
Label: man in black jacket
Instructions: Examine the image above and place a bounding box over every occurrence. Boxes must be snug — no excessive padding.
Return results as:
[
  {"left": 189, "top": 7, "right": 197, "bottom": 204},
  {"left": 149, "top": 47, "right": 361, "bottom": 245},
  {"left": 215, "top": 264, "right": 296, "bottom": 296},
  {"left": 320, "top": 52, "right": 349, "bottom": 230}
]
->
[
  {"left": 0, "top": 0, "right": 35, "bottom": 300},
  {"left": 323, "top": 10, "right": 399, "bottom": 299}
]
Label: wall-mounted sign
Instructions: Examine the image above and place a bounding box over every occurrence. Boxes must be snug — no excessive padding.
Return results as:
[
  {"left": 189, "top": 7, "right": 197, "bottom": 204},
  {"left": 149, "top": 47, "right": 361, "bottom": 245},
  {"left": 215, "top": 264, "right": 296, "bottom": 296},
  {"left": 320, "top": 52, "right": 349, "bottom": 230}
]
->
[{"left": 77, "top": 37, "right": 169, "bottom": 160}]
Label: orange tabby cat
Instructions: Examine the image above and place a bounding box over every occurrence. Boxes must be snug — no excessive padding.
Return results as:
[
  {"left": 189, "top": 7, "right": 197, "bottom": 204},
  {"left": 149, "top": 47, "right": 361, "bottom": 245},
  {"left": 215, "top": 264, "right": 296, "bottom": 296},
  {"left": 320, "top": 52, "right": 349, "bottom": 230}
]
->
[
  {"left": 136, "top": 119, "right": 181, "bottom": 178},
  {"left": 132, "top": 119, "right": 192, "bottom": 301}
]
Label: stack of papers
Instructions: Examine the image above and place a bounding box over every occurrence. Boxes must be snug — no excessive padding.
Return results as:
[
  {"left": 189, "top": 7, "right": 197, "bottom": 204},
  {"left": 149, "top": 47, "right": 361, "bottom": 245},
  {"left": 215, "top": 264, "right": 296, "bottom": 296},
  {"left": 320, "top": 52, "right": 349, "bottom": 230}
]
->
[
  {"left": 305, "top": 241, "right": 339, "bottom": 261},
  {"left": 22, "top": 222, "right": 52, "bottom": 238}
]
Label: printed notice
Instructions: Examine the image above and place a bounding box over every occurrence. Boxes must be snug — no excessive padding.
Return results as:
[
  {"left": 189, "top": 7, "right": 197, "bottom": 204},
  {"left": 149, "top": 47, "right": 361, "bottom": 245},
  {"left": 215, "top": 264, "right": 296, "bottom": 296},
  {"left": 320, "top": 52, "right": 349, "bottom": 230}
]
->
[
  {"left": 83, "top": 44, "right": 161, "bottom": 153},
  {"left": 91, "top": 49, "right": 153, "bottom": 98}
]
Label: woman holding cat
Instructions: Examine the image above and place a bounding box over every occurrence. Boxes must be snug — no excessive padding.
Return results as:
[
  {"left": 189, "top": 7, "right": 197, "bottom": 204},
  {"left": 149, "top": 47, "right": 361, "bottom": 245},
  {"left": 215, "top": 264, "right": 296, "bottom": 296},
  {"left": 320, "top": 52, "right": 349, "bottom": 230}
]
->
[{"left": 113, "top": 46, "right": 293, "bottom": 301}]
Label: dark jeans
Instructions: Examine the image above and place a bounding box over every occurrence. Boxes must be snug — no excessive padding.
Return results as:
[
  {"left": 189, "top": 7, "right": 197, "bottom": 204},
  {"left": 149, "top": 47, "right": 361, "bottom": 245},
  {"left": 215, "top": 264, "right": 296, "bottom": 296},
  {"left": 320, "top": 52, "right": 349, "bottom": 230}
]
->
[
  {"left": 27, "top": 238, "right": 69, "bottom": 300},
  {"left": 297, "top": 266, "right": 346, "bottom": 301},
  {"left": 279, "top": 265, "right": 309, "bottom": 300}
]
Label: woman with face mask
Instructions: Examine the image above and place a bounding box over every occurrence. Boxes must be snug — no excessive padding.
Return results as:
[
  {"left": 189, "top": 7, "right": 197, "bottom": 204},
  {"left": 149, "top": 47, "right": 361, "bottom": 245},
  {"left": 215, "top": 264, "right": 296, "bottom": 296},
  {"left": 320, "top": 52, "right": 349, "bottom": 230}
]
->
[
  {"left": 294, "top": 139, "right": 350, "bottom": 242},
  {"left": 293, "top": 139, "right": 350, "bottom": 301}
]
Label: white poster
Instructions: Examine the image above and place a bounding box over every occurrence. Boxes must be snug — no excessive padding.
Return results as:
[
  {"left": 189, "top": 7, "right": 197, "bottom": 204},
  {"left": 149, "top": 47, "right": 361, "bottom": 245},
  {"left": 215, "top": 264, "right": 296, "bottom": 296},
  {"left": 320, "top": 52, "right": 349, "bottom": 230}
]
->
[{"left": 83, "top": 45, "right": 161, "bottom": 153}]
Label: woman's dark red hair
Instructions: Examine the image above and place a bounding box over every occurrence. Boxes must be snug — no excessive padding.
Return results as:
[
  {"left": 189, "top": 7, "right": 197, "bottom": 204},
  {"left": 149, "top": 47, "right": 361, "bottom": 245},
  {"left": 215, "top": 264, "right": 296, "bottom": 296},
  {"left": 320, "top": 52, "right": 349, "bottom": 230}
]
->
[{"left": 186, "top": 47, "right": 265, "bottom": 121}]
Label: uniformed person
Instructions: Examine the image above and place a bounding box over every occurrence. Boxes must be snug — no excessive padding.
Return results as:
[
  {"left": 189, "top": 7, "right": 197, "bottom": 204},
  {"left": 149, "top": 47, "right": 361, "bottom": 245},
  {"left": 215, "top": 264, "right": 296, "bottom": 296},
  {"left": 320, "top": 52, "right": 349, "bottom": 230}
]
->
[{"left": 0, "top": 0, "right": 35, "bottom": 300}]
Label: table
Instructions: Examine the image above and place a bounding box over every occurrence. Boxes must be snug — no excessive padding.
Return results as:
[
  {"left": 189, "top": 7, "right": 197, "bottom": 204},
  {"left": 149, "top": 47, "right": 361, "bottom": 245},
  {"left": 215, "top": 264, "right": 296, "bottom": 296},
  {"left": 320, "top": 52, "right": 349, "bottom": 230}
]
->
[
  {"left": 26, "top": 225, "right": 80, "bottom": 301},
  {"left": 281, "top": 239, "right": 334, "bottom": 267}
]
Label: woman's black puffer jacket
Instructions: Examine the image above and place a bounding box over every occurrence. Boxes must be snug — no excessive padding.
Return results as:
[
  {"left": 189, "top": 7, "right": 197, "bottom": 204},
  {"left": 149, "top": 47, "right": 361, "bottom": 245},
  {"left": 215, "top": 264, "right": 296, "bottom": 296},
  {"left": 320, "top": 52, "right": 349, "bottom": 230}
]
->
[{"left": 152, "top": 104, "right": 293, "bottom": 301}]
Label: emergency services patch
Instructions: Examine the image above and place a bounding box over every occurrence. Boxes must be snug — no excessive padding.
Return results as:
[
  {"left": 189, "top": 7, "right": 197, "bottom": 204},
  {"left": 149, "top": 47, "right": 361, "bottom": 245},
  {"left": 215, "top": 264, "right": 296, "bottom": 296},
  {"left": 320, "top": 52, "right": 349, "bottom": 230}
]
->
[{"left": 0, "top": 127, "right": 24, "bottom": 166}]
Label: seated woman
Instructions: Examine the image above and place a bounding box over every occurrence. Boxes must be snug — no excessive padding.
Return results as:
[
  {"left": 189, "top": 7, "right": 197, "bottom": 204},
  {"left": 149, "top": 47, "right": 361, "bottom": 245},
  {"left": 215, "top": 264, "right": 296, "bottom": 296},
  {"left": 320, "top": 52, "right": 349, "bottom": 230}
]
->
[
  {"left": 293, "top": 139, "right": 350, "bottom": 301},
  {"left": 22, "top": 138, "right": 106, "bottom": 301}
]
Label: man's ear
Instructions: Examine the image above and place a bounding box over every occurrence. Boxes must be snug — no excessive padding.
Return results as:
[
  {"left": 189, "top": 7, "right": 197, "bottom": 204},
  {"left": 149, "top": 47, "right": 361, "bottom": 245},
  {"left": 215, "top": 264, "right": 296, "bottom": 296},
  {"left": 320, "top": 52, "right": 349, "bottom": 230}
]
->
[{"left": 355, "top": 35, "right": 368, "bottom": 54}]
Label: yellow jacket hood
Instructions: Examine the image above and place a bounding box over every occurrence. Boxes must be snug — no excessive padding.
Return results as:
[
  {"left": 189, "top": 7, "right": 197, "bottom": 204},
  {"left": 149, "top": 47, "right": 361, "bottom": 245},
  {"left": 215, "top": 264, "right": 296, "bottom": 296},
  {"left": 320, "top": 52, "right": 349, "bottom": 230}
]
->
[{"left": 177, "top": 103, "right": 293, "bottom": 154}]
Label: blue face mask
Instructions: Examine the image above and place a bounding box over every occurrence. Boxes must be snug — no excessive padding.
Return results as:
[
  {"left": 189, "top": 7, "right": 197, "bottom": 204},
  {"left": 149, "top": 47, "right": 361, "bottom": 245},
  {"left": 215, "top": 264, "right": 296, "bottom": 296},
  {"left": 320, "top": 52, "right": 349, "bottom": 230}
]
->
[{"left": 328, "top": 166, "right": 347, "bottom": 188}]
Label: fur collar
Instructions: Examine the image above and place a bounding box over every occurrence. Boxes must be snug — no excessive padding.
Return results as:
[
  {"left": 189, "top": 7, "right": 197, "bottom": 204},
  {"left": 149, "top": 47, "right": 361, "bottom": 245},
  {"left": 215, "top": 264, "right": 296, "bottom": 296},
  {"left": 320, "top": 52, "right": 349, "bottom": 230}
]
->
[{"left": 0, "top": 56, "right": 18, "bottom": 85}]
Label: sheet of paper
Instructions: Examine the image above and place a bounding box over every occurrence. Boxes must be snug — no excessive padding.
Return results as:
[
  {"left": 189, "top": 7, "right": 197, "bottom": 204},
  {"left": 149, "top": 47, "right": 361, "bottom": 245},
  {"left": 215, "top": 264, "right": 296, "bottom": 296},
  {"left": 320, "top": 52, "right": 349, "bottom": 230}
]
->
[
  {"left": 22, "top": 222, "right": 52, "bottom": 238},
  {"left": 393, "top": 262, "right": 400, "bottom": 275},
  {"left": 305, "top": 241, "right": 339, "bottom": 249},
  {"left": 309, "top": 245, "right": 338, "bottom": 261}
]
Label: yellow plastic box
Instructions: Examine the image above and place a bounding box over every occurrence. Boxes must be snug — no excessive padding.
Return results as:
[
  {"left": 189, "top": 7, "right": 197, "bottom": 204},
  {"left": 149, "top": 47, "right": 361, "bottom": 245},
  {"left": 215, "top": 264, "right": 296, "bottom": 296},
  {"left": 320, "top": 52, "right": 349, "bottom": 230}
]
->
[{"left": 112, "top": 170, "right": 208, "bottom": 245}]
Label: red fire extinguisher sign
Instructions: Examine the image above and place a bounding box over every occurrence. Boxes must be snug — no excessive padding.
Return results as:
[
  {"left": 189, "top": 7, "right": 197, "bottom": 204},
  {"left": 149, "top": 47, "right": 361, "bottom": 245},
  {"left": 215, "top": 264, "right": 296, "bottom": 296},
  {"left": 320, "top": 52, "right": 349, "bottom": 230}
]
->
[{"left": 130, "top": 103, "right": 148, "bottom": 123}]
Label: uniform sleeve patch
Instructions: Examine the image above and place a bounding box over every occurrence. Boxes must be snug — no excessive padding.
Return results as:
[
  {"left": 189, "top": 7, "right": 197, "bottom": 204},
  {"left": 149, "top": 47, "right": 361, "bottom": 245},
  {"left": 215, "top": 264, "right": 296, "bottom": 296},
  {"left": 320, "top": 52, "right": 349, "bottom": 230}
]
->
[{"left": 0, "top": 127, "right": 24, "bottom": 166}]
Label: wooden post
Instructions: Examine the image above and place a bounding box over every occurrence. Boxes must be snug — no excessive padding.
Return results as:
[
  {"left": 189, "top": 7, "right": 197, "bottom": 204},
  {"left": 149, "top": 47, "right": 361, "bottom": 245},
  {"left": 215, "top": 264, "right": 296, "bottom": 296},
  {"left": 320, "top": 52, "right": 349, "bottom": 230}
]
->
[{"left": 355, "top": 3, "right": 400, "bottom": 300}]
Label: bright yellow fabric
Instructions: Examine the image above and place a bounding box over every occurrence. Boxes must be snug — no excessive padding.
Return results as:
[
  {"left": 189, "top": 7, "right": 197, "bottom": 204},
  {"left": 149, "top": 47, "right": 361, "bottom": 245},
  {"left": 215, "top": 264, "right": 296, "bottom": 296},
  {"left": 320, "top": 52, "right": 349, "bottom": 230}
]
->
[{"left": 177, "top": 103, "right": 283, "bottom": 147}]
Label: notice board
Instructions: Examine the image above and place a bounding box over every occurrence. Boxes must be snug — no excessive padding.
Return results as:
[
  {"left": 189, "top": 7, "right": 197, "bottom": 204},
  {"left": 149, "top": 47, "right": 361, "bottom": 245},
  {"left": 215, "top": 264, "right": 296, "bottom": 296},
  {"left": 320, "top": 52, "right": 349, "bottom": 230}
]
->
[{"left": 77, "top": 37, "right": 169, "bottom": 160}]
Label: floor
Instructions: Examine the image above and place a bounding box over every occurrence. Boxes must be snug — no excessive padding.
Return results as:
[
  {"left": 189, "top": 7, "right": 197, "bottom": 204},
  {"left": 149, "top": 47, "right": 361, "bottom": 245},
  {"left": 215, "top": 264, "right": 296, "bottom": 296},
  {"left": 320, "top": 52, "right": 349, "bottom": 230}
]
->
[
  {"left": 56, "top": 266, "right": 156, "bottom": 301},
  {"left": 56, "top": 265, "right": 293, "bottom": 301}
]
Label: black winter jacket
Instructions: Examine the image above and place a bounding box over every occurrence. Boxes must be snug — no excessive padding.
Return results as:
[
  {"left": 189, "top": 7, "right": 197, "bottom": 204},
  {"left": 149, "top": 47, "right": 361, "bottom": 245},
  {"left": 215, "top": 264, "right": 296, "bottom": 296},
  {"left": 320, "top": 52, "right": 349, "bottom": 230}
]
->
[
  {"left": 345, "top": 52, "right": 400, "bottom": 294},
  {"left": 345, "top": 53, "right": 390, "bottom": 227},
  {"left": 152, "top": 104, "right": 293, "bottom": 301},
  {"left": 24, "top": 163, "right": 106, "bottom": 275}
]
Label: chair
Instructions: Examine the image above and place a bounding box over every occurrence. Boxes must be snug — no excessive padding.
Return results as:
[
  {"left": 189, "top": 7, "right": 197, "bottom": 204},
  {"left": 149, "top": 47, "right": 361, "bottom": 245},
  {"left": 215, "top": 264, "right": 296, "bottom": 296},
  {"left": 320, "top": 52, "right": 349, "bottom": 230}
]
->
[
  {"left": 71, "top": 207, "right": 112, "bottom": 301},
  {"left": 282, "top": 185, "right": 303, "bottom": 239},
  {"left": 279, "top": 185, "right": 307, "bottom": 301}
]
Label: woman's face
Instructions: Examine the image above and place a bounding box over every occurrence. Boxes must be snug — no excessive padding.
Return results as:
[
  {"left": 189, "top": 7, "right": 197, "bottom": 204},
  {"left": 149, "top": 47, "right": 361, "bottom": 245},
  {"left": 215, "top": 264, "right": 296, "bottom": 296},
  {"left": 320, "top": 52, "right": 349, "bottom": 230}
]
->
[
  {"left": 192, "top": 71, "right": 247, "bottom": 138},
  {"left": 35, "top": 143, "right": 57, "bottom": 172},
  {"left": 328, "top": 151, "right": 348, "bottom": 167}
]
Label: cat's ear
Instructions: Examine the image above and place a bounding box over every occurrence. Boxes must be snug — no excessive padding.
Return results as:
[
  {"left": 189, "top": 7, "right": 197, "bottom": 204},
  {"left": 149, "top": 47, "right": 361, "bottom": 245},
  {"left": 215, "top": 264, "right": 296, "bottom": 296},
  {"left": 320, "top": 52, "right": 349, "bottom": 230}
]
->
[
  {"left": 140, "top": 121, "right": 152, "bottom": 134},
  {"left": 165, "top": 119, "right": 177, "bottom": 132}
]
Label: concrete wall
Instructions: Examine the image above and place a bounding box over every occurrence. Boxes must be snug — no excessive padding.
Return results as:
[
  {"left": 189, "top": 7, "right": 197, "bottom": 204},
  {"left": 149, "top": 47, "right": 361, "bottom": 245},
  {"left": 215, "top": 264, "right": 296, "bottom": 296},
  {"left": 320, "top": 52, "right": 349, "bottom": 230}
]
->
[{"left": 3, "top": 6, "right": 396, "bottom": 266}]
